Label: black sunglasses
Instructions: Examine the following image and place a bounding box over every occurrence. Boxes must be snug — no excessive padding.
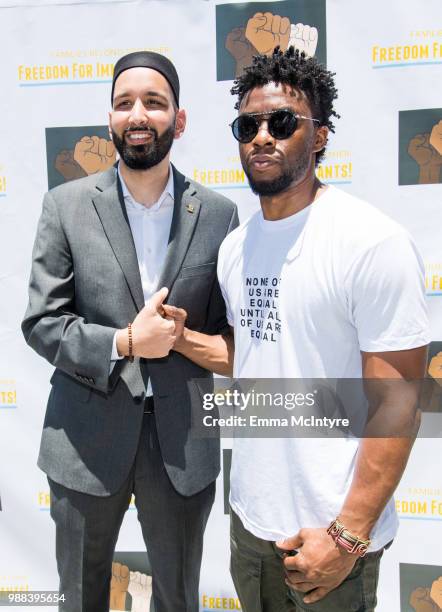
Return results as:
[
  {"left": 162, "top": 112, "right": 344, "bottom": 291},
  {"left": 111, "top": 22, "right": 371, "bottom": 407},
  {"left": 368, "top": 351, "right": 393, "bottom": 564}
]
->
[{"left": 230, "top": 109, "right": 320, "bottom": 144}]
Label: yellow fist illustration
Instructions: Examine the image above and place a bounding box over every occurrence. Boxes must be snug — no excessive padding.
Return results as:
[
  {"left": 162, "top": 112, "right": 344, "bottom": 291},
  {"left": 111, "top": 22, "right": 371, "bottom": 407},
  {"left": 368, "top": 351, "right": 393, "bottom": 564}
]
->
[
  {"left": 245, "top": 12, "right": 291, "bottom": 56},
  {"left": 430, "top": 576, "right": 442, "bottom": 608},
  {"left": 110, "top": 562, "right": 129, "bottom": 611},
  {"left": 428, "top": 352, "right": 442, "bottom": 387},
  {"left": 74, "top": 135, "right": 116, "bottom": 175},
  {"left": 429, "top": 120, "right": 442, "bottom": 156}
]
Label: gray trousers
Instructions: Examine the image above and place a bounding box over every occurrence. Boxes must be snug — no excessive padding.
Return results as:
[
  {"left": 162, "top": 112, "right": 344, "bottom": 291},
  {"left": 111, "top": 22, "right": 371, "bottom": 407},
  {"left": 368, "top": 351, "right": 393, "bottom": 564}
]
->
[
  {"left": 230, "top": 509, "right": 385, "bottom": 612},
  {"left": 49, "top": 412, "right": 215, "bottom": 612}
]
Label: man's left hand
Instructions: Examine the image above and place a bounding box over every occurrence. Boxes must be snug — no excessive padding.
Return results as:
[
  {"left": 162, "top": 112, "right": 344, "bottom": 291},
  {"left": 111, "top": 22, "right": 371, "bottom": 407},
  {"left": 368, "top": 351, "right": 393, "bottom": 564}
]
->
[{"left": 276, "top": 528, "right": 358, "bottom": 604}]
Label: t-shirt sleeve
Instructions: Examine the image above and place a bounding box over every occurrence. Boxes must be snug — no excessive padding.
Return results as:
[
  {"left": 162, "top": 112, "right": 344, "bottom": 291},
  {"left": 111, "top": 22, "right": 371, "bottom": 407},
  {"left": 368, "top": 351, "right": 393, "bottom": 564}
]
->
[
  {"left": 217, "top": 239, "right": 234, "bottom": 327},
  {"left": 348, "top": 231, "right": 430, "bottom": 352}
]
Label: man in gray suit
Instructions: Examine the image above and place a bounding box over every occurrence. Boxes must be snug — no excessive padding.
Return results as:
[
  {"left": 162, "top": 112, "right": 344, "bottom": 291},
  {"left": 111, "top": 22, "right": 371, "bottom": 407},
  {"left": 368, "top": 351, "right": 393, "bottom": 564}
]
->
[{"left": 22, "top": 51, "right": 238, "bottom": 612}]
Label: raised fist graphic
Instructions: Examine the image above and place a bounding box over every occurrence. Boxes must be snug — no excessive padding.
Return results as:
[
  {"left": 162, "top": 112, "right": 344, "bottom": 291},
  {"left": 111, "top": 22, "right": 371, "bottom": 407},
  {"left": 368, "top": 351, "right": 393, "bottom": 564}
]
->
[
  {"left": 428, "top": 352, "right": 442, "bottom": 387},
  {"left": 245, "top": 12, "right": 291, "bottom": 56},
  {"left": 73, "top": 135, "right": 116, "bottom": 175},
  {"left": 430, "top": 576, "right": 442, "bottom": 608},
  {"left": 128, "top": 571, "right": 152, "bottom": 612},
  {"left": 408, "top": 132, "right": 442, "bottom": 184},
  {"left": 289, "top": 23, "right": 318, "bottom": 57},
  {"left": 110, "top": 562, "right": 129, "bottom": 611},
  {"left": 410, "top": 587, "right": 441, "bottom": 612},
  {"left": 55, "top": 149, "right": 87, "bottom": 181},
  {"left": 429, "top": 120, "right": 442, "bottom": 156},
  {"left": 226, "top": 26, "right": 257, "bottom": 76}
]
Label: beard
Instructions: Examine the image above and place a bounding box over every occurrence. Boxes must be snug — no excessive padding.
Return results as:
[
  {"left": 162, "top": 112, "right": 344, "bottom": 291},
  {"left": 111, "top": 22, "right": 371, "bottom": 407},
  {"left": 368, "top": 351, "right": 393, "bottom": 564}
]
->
[
  {"left": 111, "top": 121, "right": 175, "bottom": 170},
  {"left": 242, "top": 147, "right": 312, "bottom": 196}
]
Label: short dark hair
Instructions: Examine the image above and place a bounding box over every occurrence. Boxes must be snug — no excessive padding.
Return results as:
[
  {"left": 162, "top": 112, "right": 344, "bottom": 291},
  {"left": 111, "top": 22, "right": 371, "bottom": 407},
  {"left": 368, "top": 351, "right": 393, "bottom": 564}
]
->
[{"left": 231, "top": 46, "right": 340, "bottom": 164}]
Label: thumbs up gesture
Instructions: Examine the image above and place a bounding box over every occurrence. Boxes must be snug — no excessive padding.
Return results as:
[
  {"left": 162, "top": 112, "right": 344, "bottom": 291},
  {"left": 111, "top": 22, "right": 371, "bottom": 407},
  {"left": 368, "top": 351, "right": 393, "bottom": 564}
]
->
[{"left": 116, "top": 288, "right": 177, "bottom": 359}]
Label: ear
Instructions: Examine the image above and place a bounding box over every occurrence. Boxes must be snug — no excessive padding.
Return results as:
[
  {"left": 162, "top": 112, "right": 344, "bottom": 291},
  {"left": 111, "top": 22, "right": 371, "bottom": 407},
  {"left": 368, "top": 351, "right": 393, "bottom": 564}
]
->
[
  {"left": 313, "top": 125, "right": 328, "bottom": 153},
  {"left": 174, "top": 109, "right": 187, "bottom": 140}
]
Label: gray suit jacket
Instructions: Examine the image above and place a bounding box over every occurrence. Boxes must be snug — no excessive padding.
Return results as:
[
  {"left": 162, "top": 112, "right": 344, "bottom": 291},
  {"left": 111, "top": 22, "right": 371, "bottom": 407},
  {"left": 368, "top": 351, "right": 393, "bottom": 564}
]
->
[{"left": 22, "top": 165, "right": 238, "bottom": 497}]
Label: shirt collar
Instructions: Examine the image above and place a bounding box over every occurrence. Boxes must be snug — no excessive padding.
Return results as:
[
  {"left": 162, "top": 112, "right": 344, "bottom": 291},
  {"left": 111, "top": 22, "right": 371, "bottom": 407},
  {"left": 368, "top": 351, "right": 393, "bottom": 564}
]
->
[{"left": 117, "top": 162, "right": 174, "bottom": 212}]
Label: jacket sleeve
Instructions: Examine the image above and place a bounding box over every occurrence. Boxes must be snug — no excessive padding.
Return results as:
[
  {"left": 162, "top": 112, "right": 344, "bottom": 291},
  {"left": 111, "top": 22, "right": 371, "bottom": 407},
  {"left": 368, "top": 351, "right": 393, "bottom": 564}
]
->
[
  {"left": 203, "top": 205, "right": 239, "bottom": 336},
  {"left": 21, "top": 190, "right": 118, "bottom": 393}
]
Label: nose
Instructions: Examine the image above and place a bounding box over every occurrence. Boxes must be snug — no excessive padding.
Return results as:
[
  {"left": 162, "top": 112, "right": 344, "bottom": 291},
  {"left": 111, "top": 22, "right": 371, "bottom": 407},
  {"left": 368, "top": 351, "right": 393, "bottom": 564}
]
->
[
  {"left": 252, "top": 119, "right": 275, "bottom": 148},
  {"left": 128, "top": 98, "right": 148, "bottom": 126}
]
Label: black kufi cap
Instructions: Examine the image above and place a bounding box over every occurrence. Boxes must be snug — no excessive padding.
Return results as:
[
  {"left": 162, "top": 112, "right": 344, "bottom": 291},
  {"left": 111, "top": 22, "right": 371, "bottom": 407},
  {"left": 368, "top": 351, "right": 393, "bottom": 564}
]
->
[{"left": 111, "top": 51, "right": 179, "bottom": 106}]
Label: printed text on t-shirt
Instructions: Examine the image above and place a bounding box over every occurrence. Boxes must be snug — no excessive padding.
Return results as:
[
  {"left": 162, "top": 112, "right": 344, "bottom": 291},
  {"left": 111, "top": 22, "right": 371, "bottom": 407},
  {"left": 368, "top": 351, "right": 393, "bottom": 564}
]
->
[{"left": 240, "top": 276, "right": 281, "bottom": 343}]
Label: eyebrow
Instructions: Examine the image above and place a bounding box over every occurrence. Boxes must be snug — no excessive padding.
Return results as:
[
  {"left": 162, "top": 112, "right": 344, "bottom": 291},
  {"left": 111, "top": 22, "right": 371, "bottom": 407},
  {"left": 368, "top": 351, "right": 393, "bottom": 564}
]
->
[
  {"left": 113, "top": 90, "right": 169, "bottom": 103},
  {"left": 240, "top": 106, "right": 294, "bottom": 116}
]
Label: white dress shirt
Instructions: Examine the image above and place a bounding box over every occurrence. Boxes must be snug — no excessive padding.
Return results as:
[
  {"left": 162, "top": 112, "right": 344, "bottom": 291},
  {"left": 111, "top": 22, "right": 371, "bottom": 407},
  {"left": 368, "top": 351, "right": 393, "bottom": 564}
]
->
[{"left": 111, "top": 164, "right": 175, "bottom": 395}]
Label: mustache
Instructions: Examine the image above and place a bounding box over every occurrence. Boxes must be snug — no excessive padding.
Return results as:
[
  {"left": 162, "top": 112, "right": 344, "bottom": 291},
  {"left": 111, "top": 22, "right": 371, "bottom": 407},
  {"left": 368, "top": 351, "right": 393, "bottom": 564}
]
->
[{"left": 123, "top": 126, "right": 157, "bottom": 136}]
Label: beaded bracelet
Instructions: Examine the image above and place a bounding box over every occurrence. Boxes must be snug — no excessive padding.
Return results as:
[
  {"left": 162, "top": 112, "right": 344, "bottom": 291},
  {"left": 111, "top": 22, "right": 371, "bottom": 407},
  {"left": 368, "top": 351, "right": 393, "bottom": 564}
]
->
[
  {"left": 327, "top": 519, "right": 371, "bottom": 557},
  {"left": 128, "top": 323, "right": 134, "bottom": 363}
]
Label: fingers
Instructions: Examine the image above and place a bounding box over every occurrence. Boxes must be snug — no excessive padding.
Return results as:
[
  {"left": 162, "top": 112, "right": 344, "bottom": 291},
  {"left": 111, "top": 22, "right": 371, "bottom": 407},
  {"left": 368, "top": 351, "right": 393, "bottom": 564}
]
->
[
  {"left": 411, "top": 134, "right": 426, "bottom": 145},
  {"left": 289, "top": 23, "right": 318, "bottom": 56},
  {"left": 408, "top": 134, "right": 428, "bottom": 156},
  {"left": 112, "top": 561, "right": 129, "bottom": 583},
  {"left": 121, "top": 564, "right": 129, "bottom": 579},
  {"left": 303, "top": 586, "right": 329, "bottom": 604},
  {"left": 74, "top": 137, "right": 91, "bottom": 156},
  {"left": 294, "top": 23, "right": 303, "bottom": 38},
  {"left": 90, "top": 135, "right": 100, "bottom": 154},
  {"left": 280, "top": 16, "right": 291, "bottom": 35},
  {"left": 106, "top": 139, "right": 116, "bottom": 157},
  {"left": 161, "top": 317, "right": 175, "bottom": 332},
  {"left": 250, "top": 12, "right": 267, "bottom": 27},
  {"left": 271, "top": 14, "right": 281, "bottom": 34},
  {"left": 276, "top": 531, "right": 303, "bottom": 551},
  {"left": 148, "top": 287, "right": 169, "bottom": 311},
  {"left": 162, "top": 304, "right": 187, "bottom": 321},
  {"left": 285, "top": 577, "right": 312, "bottom": 593},
  {"left": 98, "top": 137, "right": 108, "bottom": 157},
  {"left": 309, "top": 26, "right": 319, "bottom": 42},
  {"left": 262, "top": 12, "right": 273, "bottom": 32},
  {"left": 410, "top": 586, "right": 430, "bottom": 610},
  {"left": 285, "top": 570, "right": 308, "bottom": 586}
]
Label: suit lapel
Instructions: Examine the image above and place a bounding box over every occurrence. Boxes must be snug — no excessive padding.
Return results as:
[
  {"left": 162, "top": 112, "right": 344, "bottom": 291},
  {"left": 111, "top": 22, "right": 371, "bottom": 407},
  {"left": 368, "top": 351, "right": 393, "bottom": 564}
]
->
[
  {"left": 156, "top": 166, "right": 201, "bottom": 293},
  {"left": 92, "top": 167, "right": 145, "bottom": 312}
]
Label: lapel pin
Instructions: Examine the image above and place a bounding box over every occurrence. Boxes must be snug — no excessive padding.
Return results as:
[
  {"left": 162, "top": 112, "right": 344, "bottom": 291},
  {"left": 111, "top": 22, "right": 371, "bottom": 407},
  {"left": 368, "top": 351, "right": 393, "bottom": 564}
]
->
[{"left": 186, "top": 203, "right": 195, "bottom": 214}]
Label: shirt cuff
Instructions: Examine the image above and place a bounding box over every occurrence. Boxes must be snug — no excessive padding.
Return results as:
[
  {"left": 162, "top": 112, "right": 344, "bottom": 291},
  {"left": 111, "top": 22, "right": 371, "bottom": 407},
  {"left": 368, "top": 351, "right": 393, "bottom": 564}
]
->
[{"left": 110, "top": 331, "right": 124, "bottom": 374}]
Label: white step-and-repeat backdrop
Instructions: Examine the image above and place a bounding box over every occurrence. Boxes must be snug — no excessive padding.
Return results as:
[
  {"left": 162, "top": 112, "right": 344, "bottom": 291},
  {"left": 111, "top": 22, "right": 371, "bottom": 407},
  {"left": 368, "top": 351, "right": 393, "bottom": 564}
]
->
[{"left": 0, "top": 0, "right": 441, "bottom": 610}]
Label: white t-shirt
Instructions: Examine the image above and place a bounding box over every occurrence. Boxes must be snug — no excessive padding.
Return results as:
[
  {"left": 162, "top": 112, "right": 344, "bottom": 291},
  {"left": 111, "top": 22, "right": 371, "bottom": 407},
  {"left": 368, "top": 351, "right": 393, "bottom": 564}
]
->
[{"left": 217, "top": 186, "right": 429, "bottom": 551}]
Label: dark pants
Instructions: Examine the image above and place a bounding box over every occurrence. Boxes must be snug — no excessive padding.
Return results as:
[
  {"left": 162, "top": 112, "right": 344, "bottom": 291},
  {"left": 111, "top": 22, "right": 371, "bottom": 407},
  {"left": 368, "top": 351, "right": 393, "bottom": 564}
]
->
[
  {"left": 230, "top": 509, "right": 385, "bottom": 612},
  {"left": 49, "top": 411, "right": 215, "bottom": 612}
]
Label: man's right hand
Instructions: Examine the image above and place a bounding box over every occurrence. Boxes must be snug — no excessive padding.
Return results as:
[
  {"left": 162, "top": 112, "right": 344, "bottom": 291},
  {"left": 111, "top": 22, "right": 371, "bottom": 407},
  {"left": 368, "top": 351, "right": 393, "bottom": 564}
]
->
[{"left": 116, "top": 287, "right": 176, "bottom": 359}]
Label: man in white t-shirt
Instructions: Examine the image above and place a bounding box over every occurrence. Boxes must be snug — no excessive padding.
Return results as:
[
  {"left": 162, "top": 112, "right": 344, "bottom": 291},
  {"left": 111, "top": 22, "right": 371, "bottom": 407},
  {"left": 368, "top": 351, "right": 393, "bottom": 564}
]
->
[{"left": 172, "top": 47, "right": 429, "bottom": 611}]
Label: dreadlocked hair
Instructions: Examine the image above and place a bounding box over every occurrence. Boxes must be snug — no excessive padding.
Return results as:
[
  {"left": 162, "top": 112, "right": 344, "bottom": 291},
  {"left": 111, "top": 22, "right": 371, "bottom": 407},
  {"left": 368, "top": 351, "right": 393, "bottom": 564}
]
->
[{"left": 231, "top": 46, "right": 340, "bottom": 165}]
